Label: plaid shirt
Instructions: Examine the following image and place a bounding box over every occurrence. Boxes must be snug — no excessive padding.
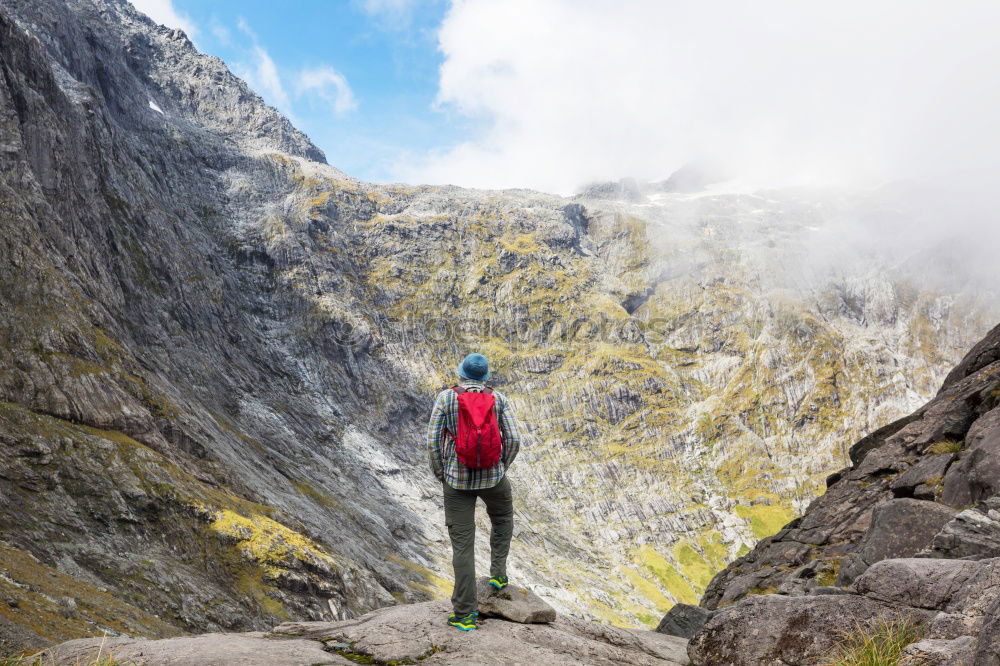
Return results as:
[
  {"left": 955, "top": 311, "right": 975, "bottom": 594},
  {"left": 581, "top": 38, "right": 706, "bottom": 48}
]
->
[{"left": 426, "top": 381, "right": 521, "bottom": 490}]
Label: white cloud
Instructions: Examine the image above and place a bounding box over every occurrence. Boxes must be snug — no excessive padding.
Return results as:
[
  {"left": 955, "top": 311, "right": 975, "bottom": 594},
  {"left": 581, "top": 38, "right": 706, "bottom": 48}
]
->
[
  {"left": 129, "top": 0, "right": 198, "bottom": 39},
  {"left": 400, "top": 0, "right": 1000, "bottom": 196},
  {"left": 233, "top": 19, "right": 292, "bottom": 114},
  {"left": 230, "top": 19, "right": 356, "bottom": 121},
  {"left": 238, "top": 44, "right": 292, "bottom": 113},
  {"left": 359, "top": 0, "right": 419, "bottom": 28},
  {"left": 362, "top": 0, "right": 417, "bottom": 13},
  {"left": 210, "top": 21, "right": 232, "bottom": 46},
  {"left": 296, "top": 66, "right": 358, "bottom": 115}
]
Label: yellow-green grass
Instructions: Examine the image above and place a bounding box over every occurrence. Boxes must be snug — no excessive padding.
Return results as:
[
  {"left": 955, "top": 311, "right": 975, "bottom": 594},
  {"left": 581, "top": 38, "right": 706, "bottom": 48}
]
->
[
  {"left": 734, "top": 503, "right": 796, "bottom": 540},
  {"left": 826, "top": 618, "right": 924, "bottom": 666}
]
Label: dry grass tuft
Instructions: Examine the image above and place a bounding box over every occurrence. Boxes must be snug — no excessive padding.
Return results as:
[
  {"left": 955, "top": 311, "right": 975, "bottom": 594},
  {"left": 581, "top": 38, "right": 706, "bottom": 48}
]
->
[
  {"left": 926, "top": 439, "right": 962, "bottom": 455},
  {"left": 826, "top": 617, "right": 924, "bottom": 666}
]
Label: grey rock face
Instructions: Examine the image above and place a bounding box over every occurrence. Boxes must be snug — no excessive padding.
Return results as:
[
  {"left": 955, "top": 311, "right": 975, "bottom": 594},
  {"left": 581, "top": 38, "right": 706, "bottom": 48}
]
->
[
  {"left": 656, "top": 603, "right": 713, "bottom": 639},
  {"left": 921, "top": 497, "right": 1000, "bottom": 560},
  {"left": 809, "top": 585, "right": 854, "bottom": 596},
  {"left": 836, "top": 499, "right": 957, "bottom": 586},
  {"left": 687, "top": 594, "right": 932, "bottom": 666},
  {"left": 0, "top": 0, "right": 410, "bottom": 638},
  {"left": 892, "top": 453, "right": 955, "bottom": 498},
  {"left": 901, "top": 637, "right": 976, "bottom": 666},
  {"left": 688, "top": 556, "right": 1000, "bottom": 665},
  {"left": 974, "top": 595, "right": 1000, "bottom": 666},
  {"left": 853, "top": 558, "right": 999, "bottom": 614},
  {"left": 941, "top": 406, "right": 1000, "bottom": 508},
  {"left": 40, "top": 633, "right": 348, "bottom": 666},
  {"left": 928, "top": 612, "right": 984, "bottom": 642},
  {"left": 475, "top": 577, "right": 556, "bottom": 623},
  {"left": 269, "top": 601, "right": 690, "bottom": 666}
]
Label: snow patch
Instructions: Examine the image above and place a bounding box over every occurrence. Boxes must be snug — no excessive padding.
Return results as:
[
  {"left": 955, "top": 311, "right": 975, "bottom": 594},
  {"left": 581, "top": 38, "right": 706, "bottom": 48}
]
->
[{"left": 148, "top": 100, "right": 164, "bottom": 115}]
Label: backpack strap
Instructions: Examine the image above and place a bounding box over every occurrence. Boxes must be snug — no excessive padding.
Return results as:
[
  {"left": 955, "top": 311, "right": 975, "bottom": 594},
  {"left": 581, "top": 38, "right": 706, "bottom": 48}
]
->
[
  {"left": 483, "top": 386, "right": 494, "bottom": 394},
  {"left": 451, "top": 385, "right": 467, "bottom": 394}
]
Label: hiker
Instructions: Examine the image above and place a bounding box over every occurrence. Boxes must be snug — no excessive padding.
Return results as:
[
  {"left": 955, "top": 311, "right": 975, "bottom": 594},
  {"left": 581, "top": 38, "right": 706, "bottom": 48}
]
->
[{"left": 426, "top": 353, "right": 521, "bottom": 631}]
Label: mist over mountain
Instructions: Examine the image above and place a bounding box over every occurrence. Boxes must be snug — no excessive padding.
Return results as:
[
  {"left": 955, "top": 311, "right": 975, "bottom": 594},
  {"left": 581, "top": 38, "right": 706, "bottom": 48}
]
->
[
  {"left": 1, "top": 0, "right": 999, "bottom": 661},
  {"left": 412, "top": 2, "right": 1000, "bottom": 194}
]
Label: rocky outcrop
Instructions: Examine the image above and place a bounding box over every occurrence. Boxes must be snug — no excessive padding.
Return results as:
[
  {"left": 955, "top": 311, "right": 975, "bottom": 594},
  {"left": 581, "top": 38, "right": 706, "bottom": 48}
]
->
[
  {"left": 0, "top": 541, "right": 180, "bottom": 656},
  {"left": 902, "top": 636, "right": 977, "bottom": 666},
  {"left": 836, "top": 498, "right": 957, "bottom": 585},
  {"left": 941, "top": 323, "right": 1000, "bottom": 390},
  {"left": 476, "top": 577, "right": 557, "bottom": 623},
  {"left": 690, "top": 323, "right": 1000, "bottom": 664},
  {"left": 921, "top": 497, "right": 1000, "bottom": 560},
  {"left": 700, "top": 323, "right": 1000, "bottom": 612},
  {"left": 689, "top": 593, "right": 934, "bottom": 666},
  {"left": 39, "top": 600, "right": 690, "bottom": 666},
  {"left": 42, "top": 633, "right": 341, "bottom": 666},
  {"left": 975, "top": 596, "right": 1000, "bottom": 665},
  {"left": 891, "top": 453, "right": 955, "bottom": 499},
  {"left": 691, "top": 557, "right": 1000, "bottom": 665}
]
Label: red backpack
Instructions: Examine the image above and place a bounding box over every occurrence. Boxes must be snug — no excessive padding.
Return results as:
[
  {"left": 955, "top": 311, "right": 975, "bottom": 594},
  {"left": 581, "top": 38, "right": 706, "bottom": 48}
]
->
[{"left": 451, "top": 386, "right": 503, "bottom": 469}]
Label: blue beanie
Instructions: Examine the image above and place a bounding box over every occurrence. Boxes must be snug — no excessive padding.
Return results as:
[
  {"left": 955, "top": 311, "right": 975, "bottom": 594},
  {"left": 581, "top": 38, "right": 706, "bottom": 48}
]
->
[{"left": 456, "top": 353, "right": 490, "bottom": 382}]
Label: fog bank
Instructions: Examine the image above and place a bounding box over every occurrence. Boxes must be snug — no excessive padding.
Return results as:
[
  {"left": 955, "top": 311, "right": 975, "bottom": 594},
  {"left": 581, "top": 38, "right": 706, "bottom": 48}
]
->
[{"left": 401, "top": 0, "right": 1000, "bottom": 223}]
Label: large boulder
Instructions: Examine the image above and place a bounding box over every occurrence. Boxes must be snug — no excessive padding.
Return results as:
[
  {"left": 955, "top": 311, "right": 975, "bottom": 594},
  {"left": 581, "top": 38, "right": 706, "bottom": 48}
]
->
[
  {"left": 656, "top": 603, "right": 714, "bottom": 639},
  {"left": 687, "top": 593, "right": 932, "bottom": 666},
  {"left": 37, "top": 633, "right": 346, "bottom": 666},
  {"left": 40, "top": 600, "right": 691, "bottom": 666},
  {"left": 272, "top": 600, "right": 687, "bottom": 666},
  {"left": 941, "top": 407, "right": 1000, "bottom": 508},
  {"left": 973, "top": 594, "right": 1000, "bottom": 666},
  {"left": 891, "top": 453, "right": 955, "bottom": 499},
  {"left": 837, "top": 499, "right": 956, "bottom": 585},
  {"left": 920, "top": 497, "right": 1000, "bottom": 560},
  {"left": 900, "top": 636, "right": 976, "bottom": 666},
  {"left": 475, "top": 577, "right": 557, "bottom": 623},
  {"left": 857, "top": 558, "right": 1000, "bottom": 663},
  {"left": 853, "top": 558, "right": 998, "bottom": 614}
]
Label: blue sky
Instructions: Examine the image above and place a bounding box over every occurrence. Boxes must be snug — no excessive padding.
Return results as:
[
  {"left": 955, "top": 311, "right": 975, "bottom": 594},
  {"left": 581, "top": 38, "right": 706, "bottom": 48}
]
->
[
  {"left": 150, "top": 0, "right": 465, "bottom": 183},
  {"left": 133, "top": 1, "right": 1000, "bottom": 197}
]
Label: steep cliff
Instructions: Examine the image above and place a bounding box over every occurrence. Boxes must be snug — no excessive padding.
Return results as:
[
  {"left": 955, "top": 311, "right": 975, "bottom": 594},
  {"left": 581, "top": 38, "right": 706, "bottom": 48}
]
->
[
  {"left": 0, "top": 0, "right": 423, "bottom": 647},
  {"left": 0, "top": 0, "right": 997, "bottom": 654},
  {"left": 689, "top": 322, "right": 1000, "bottom": 664}
]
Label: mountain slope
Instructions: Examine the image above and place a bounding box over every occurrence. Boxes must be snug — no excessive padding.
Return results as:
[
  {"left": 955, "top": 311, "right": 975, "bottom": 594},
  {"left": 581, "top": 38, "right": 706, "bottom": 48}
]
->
[
  {"left": 0, "top": 0, "right": 420, "bottom": 637},
  {"left": 0, "top": 0, "right": 997, "bottom": 652},
  {"left": 689, "top": 322, "right": 1000, "bottom": 665}
]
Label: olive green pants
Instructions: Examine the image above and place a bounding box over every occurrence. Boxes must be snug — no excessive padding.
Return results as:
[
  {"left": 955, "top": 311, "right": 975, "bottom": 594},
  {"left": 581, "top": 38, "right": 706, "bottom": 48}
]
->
[{"left": 443, "top": 476, "right": 514, "bottom": 616}]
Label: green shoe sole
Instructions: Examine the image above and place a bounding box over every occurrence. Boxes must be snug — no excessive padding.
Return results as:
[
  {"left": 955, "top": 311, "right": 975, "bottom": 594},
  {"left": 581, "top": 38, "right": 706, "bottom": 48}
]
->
[{"left": 447, "top": 612, "right": 478, "bottom": 631}]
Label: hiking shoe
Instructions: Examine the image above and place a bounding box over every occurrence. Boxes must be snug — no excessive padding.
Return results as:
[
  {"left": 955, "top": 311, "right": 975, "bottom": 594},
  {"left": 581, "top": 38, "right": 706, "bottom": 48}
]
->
[
  {"left": 447, "top": 612, "right": 478, "bottom": 631},
  {"left": 488, "top": 575, "right": 509, "bottom": 590}
]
